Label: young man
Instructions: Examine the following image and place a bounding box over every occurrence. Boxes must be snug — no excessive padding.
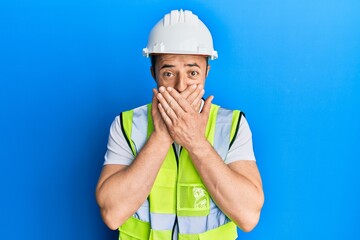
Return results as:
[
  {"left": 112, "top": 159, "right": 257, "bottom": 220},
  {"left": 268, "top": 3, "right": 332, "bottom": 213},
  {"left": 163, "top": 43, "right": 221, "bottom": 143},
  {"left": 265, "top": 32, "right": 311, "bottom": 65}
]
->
[{"left": 96, "top": 9, "right": 264, "bottom": 239}]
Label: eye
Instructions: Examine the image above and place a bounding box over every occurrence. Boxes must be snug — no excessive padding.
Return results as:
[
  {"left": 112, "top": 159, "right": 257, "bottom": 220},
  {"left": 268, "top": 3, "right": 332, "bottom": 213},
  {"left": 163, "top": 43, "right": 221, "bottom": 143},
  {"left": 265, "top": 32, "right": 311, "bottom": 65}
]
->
[
  {"left": 163, "top": 72, "right": 174, "bottom": 78},
  {"left": 190, "top": 71, "right": 199, "bottom": 77}
]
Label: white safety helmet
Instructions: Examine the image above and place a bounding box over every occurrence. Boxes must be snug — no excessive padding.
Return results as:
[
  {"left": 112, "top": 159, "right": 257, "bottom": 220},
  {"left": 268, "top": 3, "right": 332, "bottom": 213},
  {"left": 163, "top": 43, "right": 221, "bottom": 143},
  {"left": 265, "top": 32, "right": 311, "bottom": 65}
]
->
[{"left": 143, "top": 9, "right": 218, "bottom": 60}]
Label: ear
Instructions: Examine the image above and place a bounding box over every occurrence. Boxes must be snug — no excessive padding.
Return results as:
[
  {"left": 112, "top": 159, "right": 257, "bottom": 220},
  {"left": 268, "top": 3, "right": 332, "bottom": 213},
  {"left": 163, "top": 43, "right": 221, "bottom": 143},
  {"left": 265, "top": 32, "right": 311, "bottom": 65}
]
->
[{"left": 206, "top": 65, "right": 211, "bottom": 77}]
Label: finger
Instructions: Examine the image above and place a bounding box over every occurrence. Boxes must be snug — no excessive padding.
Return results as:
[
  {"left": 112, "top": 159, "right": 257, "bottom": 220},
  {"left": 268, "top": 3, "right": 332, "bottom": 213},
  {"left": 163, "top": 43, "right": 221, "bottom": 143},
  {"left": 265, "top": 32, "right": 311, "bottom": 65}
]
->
[
  {"left": 166, "top": 87, "right": 193, "bottom": 113},
  {"left": 152, "top": 88, "right": 161, "bottom": 110},
  {"left": 187, "top": 84, "right": 203, "bottom": 104},
  {"left": 192, "top": 96, "right": 204, "bottom": 113},
  {"left": 159, "top": 86, "right": 187, "bottom": 115},
  {"left": 179, "top": 84, "right": 197, "bottom": 99},
  {"left": 159, "top": 86, "right": 182, "bottom": 111},
  {"left": 152, "top": 88, "right": 159, "bottom": 102},
  {"left": 152, "top": 88, "right": 158, "bottom": 108},
  {"left": 157, "top": 87, "right": 179, "bottom": 120},
  {"left": 201, "top": 95, "right": 214, "bottom": 118},
  {"left": 158, "top": 103, "right": 173, "bottom": 126},
  {"left": 191, "top": 89, "right": 205, "bottom": 112}
]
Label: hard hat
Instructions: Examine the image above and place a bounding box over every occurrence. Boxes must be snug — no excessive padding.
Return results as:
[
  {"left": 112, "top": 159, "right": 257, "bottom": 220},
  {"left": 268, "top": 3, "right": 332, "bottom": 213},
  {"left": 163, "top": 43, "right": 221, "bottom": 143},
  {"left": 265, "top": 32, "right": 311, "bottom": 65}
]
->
[{"left": 143, "top": 9, "right": 218, "bottom": 60}]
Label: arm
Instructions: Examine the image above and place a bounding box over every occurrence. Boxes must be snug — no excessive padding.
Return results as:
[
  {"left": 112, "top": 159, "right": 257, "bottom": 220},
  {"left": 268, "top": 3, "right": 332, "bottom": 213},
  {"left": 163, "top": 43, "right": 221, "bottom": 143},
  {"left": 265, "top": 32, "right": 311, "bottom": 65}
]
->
[
  {"left": 96, "top": 86, "right": 205, "bottom": 230},
  {"left": 187, "top": 142, "right": 263, "bottom": 232},
  {"left": 156, "top": 87, "right": 264, "bottom": 232},
  {"left": 95, "top": 96, "right": 172, "bottom": 229}
]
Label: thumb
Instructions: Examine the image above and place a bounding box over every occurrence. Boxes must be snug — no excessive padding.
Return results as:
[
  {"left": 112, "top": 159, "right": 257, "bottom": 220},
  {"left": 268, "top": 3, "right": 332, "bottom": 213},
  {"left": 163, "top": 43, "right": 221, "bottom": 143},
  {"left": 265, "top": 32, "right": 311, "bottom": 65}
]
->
[{"left": 201, "top": 95, "right": 214, "bottom": 117}]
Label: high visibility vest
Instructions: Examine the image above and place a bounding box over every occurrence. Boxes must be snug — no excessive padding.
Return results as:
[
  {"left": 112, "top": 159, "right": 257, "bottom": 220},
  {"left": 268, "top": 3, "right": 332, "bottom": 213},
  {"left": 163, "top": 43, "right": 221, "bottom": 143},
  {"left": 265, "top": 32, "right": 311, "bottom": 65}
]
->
[{"left": 119, "top": 103, "right": 243, "bottom": 240}]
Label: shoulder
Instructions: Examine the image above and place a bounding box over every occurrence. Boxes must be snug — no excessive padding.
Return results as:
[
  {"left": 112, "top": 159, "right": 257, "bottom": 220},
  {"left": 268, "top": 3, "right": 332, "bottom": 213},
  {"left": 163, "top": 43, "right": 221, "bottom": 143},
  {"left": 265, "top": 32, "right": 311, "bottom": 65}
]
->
[
  {"left": 120, "top": 103, "right": 150, "bottom": 115},
  {"left": 213, "top": 103, "right": 246, "bottom": 127},
  {"left": 212, "top": 103, "right": 245, "bottom": 115},
  {"left": 119, "top": 103, "right": 151, "bottom": 125}
]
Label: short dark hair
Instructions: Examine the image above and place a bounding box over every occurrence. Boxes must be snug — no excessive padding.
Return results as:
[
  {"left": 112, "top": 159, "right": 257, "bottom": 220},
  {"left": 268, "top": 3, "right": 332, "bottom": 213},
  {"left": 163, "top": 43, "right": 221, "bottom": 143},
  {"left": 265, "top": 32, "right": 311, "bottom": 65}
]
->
[
  {"left": 150, "top": 55, "right": 158, "bottom": 70},
  {"left": 150, "top": 55, "right": 158, "bottom": 79}
]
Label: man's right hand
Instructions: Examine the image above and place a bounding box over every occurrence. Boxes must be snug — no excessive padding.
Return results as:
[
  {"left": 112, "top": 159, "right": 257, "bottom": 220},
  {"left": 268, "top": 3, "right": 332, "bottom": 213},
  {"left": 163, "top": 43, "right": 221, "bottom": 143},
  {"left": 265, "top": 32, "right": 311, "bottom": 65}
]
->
[{"left": 152, "top": 88, "right": 173, "bottom": 144}]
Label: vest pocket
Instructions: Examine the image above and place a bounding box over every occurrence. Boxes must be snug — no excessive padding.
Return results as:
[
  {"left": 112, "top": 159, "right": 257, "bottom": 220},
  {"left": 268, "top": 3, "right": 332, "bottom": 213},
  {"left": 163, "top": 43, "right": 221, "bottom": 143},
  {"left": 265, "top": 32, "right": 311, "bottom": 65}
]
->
[
  {"left": 177, "top": 183, "right": 210, "bottom": 216},
  {"left": 119, "top": 216, "right": 150, "bottom": 240}
]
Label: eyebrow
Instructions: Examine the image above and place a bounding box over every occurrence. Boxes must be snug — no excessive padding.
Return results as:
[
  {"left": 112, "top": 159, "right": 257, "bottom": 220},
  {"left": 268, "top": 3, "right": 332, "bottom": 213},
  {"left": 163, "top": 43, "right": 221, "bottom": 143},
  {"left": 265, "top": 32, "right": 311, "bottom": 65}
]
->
[
  {"left": 160, "top": 64, "right": 175, "bottom": 70},
  {"left": 186, "top": 63, "right": 200, "bottom": 68},
  {"left": 159, "top": 62, "right": 201, "bottom": 70}
]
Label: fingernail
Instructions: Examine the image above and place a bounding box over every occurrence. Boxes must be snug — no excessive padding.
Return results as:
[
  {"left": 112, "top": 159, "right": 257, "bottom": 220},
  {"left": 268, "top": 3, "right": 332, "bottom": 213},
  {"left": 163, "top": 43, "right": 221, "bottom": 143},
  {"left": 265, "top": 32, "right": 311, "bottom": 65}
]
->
[
  {"left": 198, "top": 84, "right": 203, "bottom": 89},
  {"left": 167, "top": 87, "right": 172, "bottom": 92},
  {"left": 159, "top": 86, "right": 165, "bottom": 92},
  {"left": 157, "top": 93, "right": 163, "bottom": 99},
  {"left": 191, "top": 84, "right": 197, "bottom": 89},
  {"left": 201, "top": 89, "right": 205, "bottom": 94}
]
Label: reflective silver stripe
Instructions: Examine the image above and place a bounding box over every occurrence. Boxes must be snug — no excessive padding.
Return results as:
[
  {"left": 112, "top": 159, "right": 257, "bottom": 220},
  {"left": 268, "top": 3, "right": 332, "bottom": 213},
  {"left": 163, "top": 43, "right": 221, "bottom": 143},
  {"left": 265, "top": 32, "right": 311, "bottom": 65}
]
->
[
  {"left": 133, "top": 199, "right": 150, "bottom": 222},
  {"left": 150, "top": 212, "right": 176, "bottom": 231},
  {"left": 177, "top": 198, "right": 231, "bottom": 234},
  {"left": 131, "top": 106, "right": 151, "bottom": 224},
  {"left": 213, "top": 108, "right": 233, "bottom": 160},
  {"left": 131, "top": 105, "right": 148, "bottom": 154}
]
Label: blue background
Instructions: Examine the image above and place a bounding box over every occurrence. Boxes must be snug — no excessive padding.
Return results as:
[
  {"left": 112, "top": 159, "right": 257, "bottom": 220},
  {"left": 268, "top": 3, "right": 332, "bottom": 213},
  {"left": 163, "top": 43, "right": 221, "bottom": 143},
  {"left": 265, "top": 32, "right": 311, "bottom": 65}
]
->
[{"left": 1, "top": 0, "right": 359, "bottom": 239}]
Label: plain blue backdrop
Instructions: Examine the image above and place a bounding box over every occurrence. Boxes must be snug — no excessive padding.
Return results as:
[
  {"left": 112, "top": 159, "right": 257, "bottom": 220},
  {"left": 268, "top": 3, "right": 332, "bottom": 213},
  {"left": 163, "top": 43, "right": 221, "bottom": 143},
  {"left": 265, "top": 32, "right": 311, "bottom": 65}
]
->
[{"left": 1, "top": 0, "right": 359, "bottom": 239}]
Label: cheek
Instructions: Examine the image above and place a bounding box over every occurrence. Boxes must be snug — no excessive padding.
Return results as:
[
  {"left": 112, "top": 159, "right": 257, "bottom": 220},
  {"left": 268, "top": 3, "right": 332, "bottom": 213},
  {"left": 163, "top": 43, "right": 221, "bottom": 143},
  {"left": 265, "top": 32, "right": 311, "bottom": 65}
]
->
[
  {"left": 192, "top": 78, "right": 206, "bottom": 86},
  {"left": 156, "top": 78, "right": 174, "bottom": 88}
]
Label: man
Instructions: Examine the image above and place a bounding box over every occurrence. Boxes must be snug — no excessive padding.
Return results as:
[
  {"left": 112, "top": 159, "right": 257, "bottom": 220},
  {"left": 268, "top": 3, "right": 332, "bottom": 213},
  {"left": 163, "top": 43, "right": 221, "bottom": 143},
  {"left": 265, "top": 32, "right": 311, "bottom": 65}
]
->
[{"left": 96, "top": 9, "right": 264, "bottom": 239}]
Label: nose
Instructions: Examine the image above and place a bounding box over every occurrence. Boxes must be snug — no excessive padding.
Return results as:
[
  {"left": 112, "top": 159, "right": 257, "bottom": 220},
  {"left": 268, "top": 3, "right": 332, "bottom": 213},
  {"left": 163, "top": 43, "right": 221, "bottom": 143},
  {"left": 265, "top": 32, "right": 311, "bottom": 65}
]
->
[{"left": 174, "top": 73, "right": 187, "bottom": 92}]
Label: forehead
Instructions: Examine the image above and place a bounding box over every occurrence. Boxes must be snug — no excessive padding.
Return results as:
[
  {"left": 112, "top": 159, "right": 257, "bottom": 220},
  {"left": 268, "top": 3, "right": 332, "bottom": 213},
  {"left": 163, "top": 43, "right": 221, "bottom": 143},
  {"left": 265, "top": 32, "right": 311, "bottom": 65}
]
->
[{"left": 156, "top": 54, "right": 207, "bottom": 67}]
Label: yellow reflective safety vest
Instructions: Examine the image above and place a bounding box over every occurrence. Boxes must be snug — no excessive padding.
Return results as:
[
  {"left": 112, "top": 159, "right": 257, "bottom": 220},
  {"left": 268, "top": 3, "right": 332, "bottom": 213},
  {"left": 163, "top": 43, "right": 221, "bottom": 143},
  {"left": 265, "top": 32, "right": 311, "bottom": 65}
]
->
[{"left": 118, "top": 103, "right": 243, "bottom": 240}]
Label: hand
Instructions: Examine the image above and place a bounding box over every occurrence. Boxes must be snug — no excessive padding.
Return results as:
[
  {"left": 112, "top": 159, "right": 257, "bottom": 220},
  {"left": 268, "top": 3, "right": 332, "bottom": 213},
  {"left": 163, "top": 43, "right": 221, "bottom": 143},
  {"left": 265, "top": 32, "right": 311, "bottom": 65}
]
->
[
  {"left": 156, "top": 86, "right": 214, "bottom": 150},
  {"left": 179, "top": 84, "right": 205, "bottom": 112},
  {"left": 151, "top": 88, "right": 173, "bottom": 145},
  {"left": 150, "top": 84, "right": 204, "bottom": 143}
]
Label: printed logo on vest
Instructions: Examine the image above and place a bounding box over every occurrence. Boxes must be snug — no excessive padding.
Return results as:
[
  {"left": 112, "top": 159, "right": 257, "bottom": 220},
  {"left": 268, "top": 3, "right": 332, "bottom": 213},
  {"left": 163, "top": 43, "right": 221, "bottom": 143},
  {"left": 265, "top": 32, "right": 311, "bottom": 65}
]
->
[{"left": 193, "top": 187, "right": 207, "bottom": 209}]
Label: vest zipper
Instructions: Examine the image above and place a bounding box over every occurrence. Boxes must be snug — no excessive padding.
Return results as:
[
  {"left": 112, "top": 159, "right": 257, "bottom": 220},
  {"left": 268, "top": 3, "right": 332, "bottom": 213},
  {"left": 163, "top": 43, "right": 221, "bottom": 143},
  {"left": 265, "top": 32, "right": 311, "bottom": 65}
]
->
[{"left": 172, "top": 143, "right": 179, "bottom": 240}]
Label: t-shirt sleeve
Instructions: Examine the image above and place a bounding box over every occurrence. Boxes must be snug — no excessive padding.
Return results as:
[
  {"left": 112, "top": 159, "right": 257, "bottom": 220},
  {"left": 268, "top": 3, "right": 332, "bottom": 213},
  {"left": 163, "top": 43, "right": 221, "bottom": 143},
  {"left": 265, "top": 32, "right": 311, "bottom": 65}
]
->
[
  {"left": 224, "top": 115, "right": 256, "bottom": 164},
  {"left": 104, "top": 116, "right": 135, "bottom": 165}
]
